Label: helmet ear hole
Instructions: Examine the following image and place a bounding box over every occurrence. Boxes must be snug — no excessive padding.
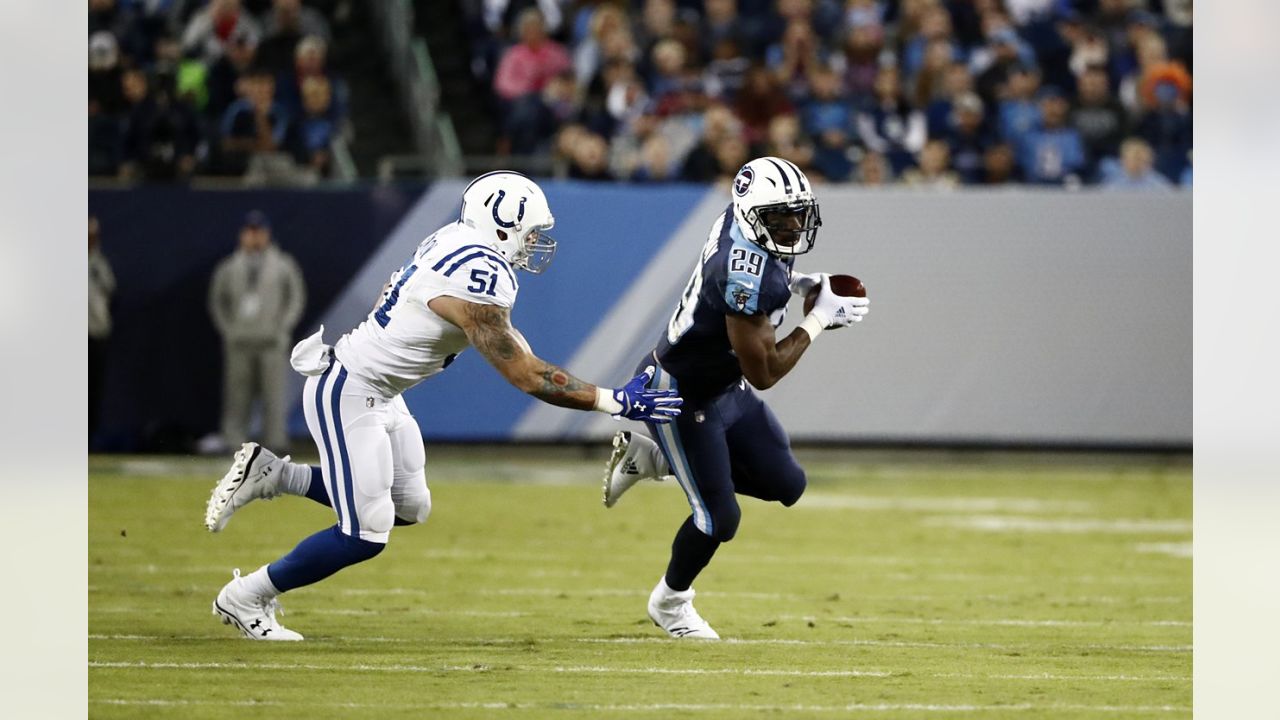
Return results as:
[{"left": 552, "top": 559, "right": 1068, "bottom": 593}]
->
[{"left": 496, "top": 229, "right": 508, "bottom": 241}]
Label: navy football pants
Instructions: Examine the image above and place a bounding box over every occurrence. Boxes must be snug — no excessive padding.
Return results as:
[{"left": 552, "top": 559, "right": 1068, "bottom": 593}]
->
[{"left": 642, "top": 359, "right": 806, "bottom": 589}]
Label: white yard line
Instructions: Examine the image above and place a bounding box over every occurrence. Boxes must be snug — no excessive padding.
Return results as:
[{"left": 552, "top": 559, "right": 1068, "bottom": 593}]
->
[
  {"left": 780, "top": 615, "right": 1190, "bottom": 628},
  {"left": 927, "top": 516, "right": 1190, "bottom": 534},
  {"left": 1135, "top": 542, "right": 1193, "bottom": 558},
  {"left": 89, "top": 634, "right": 1192, "bottom": 653},
  {"left": 575, "top": 637, "right": 1192, "bottom": 652},
  {"left": 89, "top": 698, "right": 1190, "bottom": 713},
  {"left": 325, "top": 587, "right": 1190, "bottom": 605},
  {"left": 798, "top": 494, "right": 1094, "bottom": 513},
  {"left": 88, "top": 659, "right": 1186, "bottom": 684}
]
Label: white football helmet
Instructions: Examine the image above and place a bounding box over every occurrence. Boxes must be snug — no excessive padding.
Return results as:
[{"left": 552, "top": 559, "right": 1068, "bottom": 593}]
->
[
  {"left": 459, "top": 171, "right": 557, "bottom": 273},
  {"left": 731, "top": 157, "right": 821, "bottom": 256}
]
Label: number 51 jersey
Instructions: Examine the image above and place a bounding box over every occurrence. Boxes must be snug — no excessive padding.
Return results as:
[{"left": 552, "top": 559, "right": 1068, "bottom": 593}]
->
[
  {"left": 334, "top": 221, "right": 519, "bottom": 397},
  {"left": 655, "top": 206, "right": 793, "bottom": 403}
]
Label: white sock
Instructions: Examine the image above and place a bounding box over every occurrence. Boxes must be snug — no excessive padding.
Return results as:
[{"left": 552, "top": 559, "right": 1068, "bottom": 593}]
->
[
  {"left": 278, "top": 461, "right": 314, "bottom": 497},
  {"left": 240, "top": 564, "right": 280, "bottom": 599},
  {"left": 630, "top": 433, "right": 671, "bottom": 477}
]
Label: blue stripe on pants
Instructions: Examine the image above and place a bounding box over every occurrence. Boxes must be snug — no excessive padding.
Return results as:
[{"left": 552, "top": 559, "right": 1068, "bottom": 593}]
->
[
  {"left": 314, "top": 362, "right": 344, "bottom": 529},
  {"left": 331, "top": 367, "right": 360, "bottom": 537}
]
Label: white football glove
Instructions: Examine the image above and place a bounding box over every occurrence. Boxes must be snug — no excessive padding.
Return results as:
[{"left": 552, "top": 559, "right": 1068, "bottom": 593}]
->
[
  {"left": 789, "top": 271, "right": 826, "bottom": 296},
  {"left": 808, "top": 276, "right": 870, "bottom": 329}
]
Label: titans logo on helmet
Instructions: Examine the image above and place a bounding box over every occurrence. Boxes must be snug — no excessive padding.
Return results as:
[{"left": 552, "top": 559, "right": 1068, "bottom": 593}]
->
[{"left": 733, "top": 166, "right": 754, "bottom": 197}]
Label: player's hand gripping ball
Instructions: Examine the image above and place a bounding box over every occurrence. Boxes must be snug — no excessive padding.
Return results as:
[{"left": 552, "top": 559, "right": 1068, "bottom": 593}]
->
[{"left": 804, "top": 274, "right": 867, "bottom": 315}]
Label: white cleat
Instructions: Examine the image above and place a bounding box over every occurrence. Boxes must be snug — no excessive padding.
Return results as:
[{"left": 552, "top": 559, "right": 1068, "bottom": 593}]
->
[
  {"left": 204, "top": 442, "right": 288, "bottom": 532},
  {"left": 603, "top": 431, "right": 662, "bottom": 508},
  {"left": 647, "top": 578, "right": 720, "bottom": 640},
  {"left": 212, "top": 569, "right": 303, "bottom": 641}
]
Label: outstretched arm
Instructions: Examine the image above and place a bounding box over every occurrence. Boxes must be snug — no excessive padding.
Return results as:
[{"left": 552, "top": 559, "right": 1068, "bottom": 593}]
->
[{"left": 430, "top": 295, "right": 598, "bottom": 410}]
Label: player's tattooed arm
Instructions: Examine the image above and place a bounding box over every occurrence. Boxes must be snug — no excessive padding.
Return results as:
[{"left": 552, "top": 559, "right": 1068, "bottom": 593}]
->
[
  {"left": 726, "top": 312, "right": 812, "bottom": 390},
  {"left": 430, "top": 296, "right": 598, "bottom": 410}
]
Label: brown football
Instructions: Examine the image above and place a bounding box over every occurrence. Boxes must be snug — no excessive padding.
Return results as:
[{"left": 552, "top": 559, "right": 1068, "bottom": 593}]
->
[{"left": 804, "top": 274, "right": 866, "bottom": 315}]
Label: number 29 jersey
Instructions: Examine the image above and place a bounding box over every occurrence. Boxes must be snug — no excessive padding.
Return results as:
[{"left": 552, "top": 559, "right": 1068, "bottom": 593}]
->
[
  {"left": 334, "top": 222, "right": 519, "bottom": 397},
  {"left": 654, "top": 205, "right": 793, "bottom": 403}
]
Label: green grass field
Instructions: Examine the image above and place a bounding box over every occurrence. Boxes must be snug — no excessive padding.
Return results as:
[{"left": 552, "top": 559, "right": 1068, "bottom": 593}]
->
[{"left": 89, "top": 449, "right": 1191, "bottom": 718}]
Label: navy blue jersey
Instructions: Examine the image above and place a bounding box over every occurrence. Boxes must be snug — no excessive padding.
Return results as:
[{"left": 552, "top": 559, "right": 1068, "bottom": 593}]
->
[{"left": 654, "top": 206, "right": 793, "bottom": 403}]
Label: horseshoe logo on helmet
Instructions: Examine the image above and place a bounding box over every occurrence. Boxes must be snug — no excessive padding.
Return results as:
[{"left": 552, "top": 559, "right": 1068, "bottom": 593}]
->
[{"left": 491, "top": 190, "right": 527, "bottom": 229}]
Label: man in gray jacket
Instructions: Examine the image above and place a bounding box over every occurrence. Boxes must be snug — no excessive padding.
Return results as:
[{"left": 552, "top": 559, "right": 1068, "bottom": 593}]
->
[{"left": 209, "top": 210, "right": 306, "bottom": 451}]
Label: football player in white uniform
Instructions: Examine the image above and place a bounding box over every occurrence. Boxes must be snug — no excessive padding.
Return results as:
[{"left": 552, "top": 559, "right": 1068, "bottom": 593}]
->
[{"left": 204, "top": 171, "right": 682, "bottom": 640}]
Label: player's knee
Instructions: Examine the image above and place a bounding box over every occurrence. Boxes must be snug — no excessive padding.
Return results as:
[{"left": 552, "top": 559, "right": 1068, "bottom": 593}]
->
[
  {"left": 362, "top": 501, "right": 397, "bottom": 537},
  {"left": 708, "top": 505, "right": 741, "bottom": 543},
  {"left": 777, "top": 467, "right": 807, "bottom": 507},
  {"left": 395, "top": 488, "right": 432, "bottom": 526}
]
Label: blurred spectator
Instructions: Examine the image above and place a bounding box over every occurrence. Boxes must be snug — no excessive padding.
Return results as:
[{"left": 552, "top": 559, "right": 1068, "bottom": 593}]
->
[
  {"left": 89, "top": 0, "right": 148, "bottom": 64},
  {"left": 701, "top": 0, "right": 751, "bottom": 62},
  {"left": 1099, "top": 137, "right": 1172, "bottom": 191},
  {"left": 854, "top": 150, "right": 891, "bottom": 187},
  {"left": 703, "top": 37, "right": 752, "bottom": 101},
  {"left": 912, "top": 38, "right": 960, "bottom": 109},
  {"left": 802, "top": 65, "right": 854, "bottom": 181},
  {"left": 1062, "top": 17, "right": 1109, "bottom": 81},
  {"left": 735, "top": 65, "right": 794, "bottom": 144},
  {"left": 981, "top": 142, "right": 1021, "bottom": 185},
  {"left": 831, "top": 21, "right": 884, "bottom": 100},
  {"left": 711, "top": 135, "right": 750, "bottom": 187},
  {"left": 486, "top": 0, "right": 566, "bottom": 40},
  {"left": 494, "top": 9, "right": 572, "bottom": 106},
  {"left": 766, "top": 19, "right": 825, "bottom": 99},
  {"left": 1017, "top": 87, "right": 1085, "bottom": 185},
  {"left": 209, "top": 211, "right": 306, "bottom": 453},
  {"left": 680, "top": 104, "right": 743, "bottom": 182},
  {"left": 277, "top": 36, "right": 349, "bottom": 125},
  {"left": 206, "top": 26, "right": 261, "bottom": 120},
  {"left": 88, "top": 216, "right": 116, "bottom": 441},
  {"left": 924, "top": 61, "right": 976, "bottom": 137},
  {"left": 1070, "top": 65, "right": 1128, "bottom": 180},
  {"left": 943, "top": 92, "right": 994, "bottom": 185},
  {"left": 568, "top": 131, "right": 614, "bottom": 181},
  {"left": 631, "top": 134, "right": 675, "bottom": 182},
  {"left": 573, "top": 4, "right": 630, "bottom": 88},
  {"left": 219, "top": 68, "right": 291, "bottom": 175},
  {"left": 855, "top": 66, "right": 926, "bottom": 174},
  {"left": 996, "top": 62, "right": 1041, "bottom": 153},
  {"left": 902, "top": 139, "right": 959, "bottom": 189},
  {"left": 972, "top": 23, "right": 1034, "bottom": 103},
  {"left": 182, "top": 0, "right": 263, "bottom": 64},
  {"left": 120, "top": 69, "right": 205, "bottom": 181},
  {"left": 649, "top": 38, "right": 689, "bottom": 99},
  {"left": 902, "top": 3, "right": 958, "bottom": 81},
  {"left": 291, "top": 76, "right": 337, "bottom": 175},
  {"left": 89, "top": 32, "right": 126, "bottom": 117},
  {"left": 258, "top": 0, "right": 332, "bottom": 73},
  {"left": 763, "top": 113, "right": 816, "bottom": 176},
  {"left": 1135, "top": 84, "right": 1191, "bottom": 182}
]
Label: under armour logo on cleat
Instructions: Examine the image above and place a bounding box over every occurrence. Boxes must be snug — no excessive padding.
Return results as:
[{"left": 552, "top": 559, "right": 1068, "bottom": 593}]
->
[{"left": 249, "top": 619, "right": 262, "bottom": 630}]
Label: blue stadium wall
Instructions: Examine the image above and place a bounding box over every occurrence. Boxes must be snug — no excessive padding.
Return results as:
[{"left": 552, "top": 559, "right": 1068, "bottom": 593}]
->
[{"left": 89, "top": 183, "right": 1191, "bottom": 450}]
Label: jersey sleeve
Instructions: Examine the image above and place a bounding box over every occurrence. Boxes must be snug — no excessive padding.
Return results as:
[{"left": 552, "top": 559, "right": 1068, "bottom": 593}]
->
[{"left": 703, "top": 242, "right": 769, "bottom": 316}]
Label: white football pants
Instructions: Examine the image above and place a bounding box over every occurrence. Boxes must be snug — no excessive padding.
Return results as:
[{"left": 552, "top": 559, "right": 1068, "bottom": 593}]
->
[{"left": 302, "top": 357, "right": 431, "bottom": 543}]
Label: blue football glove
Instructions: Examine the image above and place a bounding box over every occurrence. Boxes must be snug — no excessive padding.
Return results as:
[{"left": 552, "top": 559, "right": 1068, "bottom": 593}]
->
[{"left": 612, "top": 366, "right": 683, "bottom": 423}]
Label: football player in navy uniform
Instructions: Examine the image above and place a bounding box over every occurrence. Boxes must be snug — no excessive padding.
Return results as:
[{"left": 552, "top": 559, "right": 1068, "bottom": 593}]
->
[{"left": 602, "top": 156, "right": 870, "bottom": 638}]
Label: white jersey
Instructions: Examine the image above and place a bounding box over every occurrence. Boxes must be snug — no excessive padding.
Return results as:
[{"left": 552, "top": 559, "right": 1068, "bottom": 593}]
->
[{"left": 334, "top": 222, "right": 519, "bottom": 397}]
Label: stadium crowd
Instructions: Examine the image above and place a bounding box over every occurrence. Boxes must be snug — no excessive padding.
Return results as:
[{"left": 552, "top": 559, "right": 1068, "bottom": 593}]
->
[
  {"left": 88, "top": 0, "right": 349, "bottom": 184},
  {"left": 471, "top": 0, "right": 1191, "bottom": 189}
]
